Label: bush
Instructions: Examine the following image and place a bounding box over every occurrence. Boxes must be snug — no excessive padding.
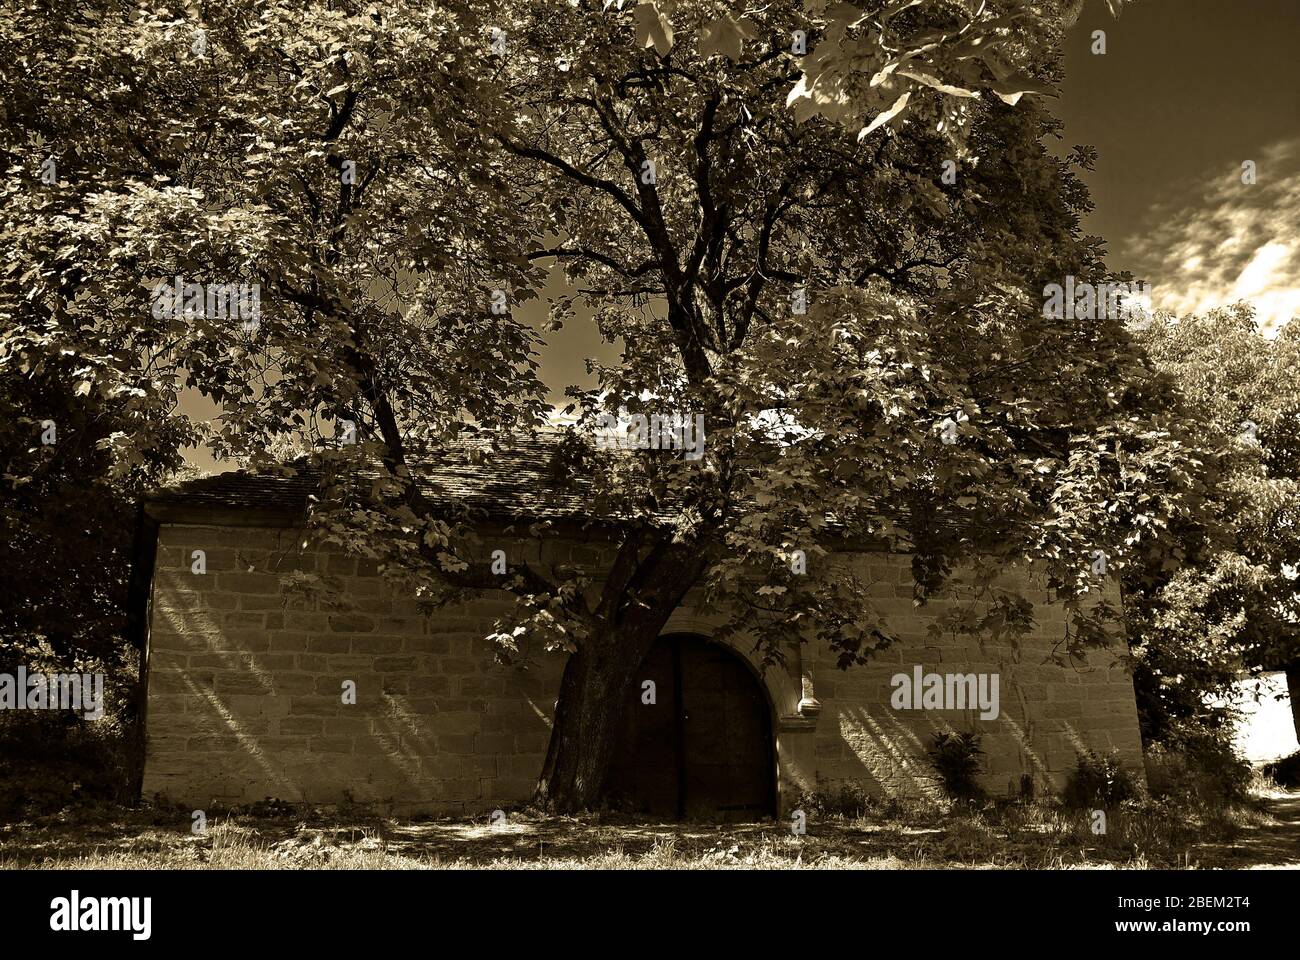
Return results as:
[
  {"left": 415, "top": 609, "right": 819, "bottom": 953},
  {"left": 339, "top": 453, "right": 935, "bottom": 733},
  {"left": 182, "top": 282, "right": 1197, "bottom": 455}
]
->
[
  {"left": 927, "top": 732, "right": 985, "bottom": 803},
  {"left": 1143, "top": 738, "right": 1252, "bottom": 806},
  {"left": 0, "top": 710, "right": 134, "bottom": 820},
  {"left": 793, "top": 780, "right": 872, "bottom": 820},
  {"left": 1063, "top": 749, "right": 1138, "bottom": 808},
  {"left": 1261, "top": 750, "right": 1300, "bottom": 788},
  {"left": 0, "top": 650, "right": 140, "bottom": 821}
]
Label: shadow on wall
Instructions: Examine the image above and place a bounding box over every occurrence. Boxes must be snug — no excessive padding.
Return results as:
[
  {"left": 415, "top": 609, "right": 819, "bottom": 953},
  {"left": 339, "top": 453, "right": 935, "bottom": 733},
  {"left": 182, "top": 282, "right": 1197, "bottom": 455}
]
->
[
  {"left": 810, "top": 704, "right": 1108, "bottom": 801},
  {"left": 830, "top": 705, "right": 946, "bottom": 800},
  {"left": 145, "top": 585, "right": 561, "bottom": 812},
  {"left": 149, "top": 559, "right": 1132, "bottom": 813}
]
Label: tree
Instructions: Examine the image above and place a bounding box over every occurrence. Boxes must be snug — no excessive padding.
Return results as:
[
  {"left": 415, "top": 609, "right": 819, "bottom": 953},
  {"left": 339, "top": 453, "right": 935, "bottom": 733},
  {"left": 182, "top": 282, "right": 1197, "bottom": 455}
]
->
[
  {"left": 0, "top": 301, "right": 193, "bottom": 811},
  {"left": 1, "top": 0, "right": 548, "bottom": 779},
  {"left": 3, "top": 0, "right": 1171, "bottom": 811},
  {"left": 0, "top": 350, "right": 189, "bottom": 670},
  {"left": 1125, "top": 305, "right": 1300, "bottom": 750},
  {"left": 452, "top": 0, "right": 1174, "bottom": 807}
]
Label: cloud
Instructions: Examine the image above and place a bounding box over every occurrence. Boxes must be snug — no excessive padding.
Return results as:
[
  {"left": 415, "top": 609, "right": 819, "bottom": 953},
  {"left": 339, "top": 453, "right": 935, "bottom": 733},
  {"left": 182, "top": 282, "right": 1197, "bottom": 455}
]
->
[{"left": 1119, "top": 137, "right": 1300, "bottom": 335}]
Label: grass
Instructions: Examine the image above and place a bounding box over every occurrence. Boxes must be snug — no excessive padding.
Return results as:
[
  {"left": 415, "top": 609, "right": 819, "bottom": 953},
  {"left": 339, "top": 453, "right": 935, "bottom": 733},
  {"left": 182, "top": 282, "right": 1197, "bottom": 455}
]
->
[{"left": 0, "top": 788, "right": 1287, "bottom": 870}]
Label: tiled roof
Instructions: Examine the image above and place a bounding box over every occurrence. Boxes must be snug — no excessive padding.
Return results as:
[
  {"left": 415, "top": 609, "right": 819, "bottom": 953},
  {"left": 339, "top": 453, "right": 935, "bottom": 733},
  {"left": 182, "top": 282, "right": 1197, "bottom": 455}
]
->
[
  {"left": 146, "top": 430, "right": 601, "bottom": 524},
  {"left": 145, "top": 431, "right": 913, "bottom": 549}
]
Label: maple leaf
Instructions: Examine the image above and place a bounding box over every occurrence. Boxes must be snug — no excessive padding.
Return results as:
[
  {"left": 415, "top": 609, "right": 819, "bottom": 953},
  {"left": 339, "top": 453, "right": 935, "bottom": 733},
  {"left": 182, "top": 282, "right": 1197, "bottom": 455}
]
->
[
  {"left": 699, "top": 13, "right": 757, "bottom": 62},
  {"left": 632, "top": 1, "right": 674, "bottom": 58}
]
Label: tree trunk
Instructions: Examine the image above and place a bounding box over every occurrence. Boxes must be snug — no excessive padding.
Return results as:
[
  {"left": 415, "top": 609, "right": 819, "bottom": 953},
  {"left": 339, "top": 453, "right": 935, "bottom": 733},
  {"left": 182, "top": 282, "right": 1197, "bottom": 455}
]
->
[
  {"left": 1286, "top": 661, "right": 1300, "bottom": 746},
  {"left": 534, "top": 626, "right": 660, "bottom": 812},
  {"left": 533, "top": 540, "right": 712, "bottom": 812}
]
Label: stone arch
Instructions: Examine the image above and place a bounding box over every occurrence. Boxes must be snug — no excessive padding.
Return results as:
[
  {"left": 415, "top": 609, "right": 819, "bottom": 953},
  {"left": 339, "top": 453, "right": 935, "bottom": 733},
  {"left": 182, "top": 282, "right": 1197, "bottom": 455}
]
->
[
  {"left": 656, "top": 609, "right": 824, "bottom": 817},
  {"left": 658, "top": 610, "right": 804, "bottom": 720}
]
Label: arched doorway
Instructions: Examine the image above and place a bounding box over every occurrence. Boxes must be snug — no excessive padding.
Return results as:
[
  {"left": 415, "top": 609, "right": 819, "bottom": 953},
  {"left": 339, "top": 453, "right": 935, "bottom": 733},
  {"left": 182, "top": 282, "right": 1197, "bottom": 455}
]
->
[{"left": 606, "top": 633, "right": 777, "bottom": 821}]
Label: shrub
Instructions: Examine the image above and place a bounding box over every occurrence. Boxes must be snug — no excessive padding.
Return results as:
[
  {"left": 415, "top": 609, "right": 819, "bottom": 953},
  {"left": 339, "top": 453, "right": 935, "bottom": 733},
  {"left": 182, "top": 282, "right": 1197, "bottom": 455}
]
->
[
  {"left": 793, "top": 780, "right": 872, "bottom": 820},
  {"left": 927, "top": 732, "right": 985, "bottom": 803},
  {"left": 0, "top": 709, "right": 134, "bottom": 820},
  {"left": 1144, "top": 738, "right": 1252, "bottom": 805},
  {"left": 0, "top": 650, "right": 139, "bottom": 821},
  {"left": 1261, "top": 750, "right": 1300, "bottom": 788},
  {"left": 1063, "top": 749, "right": 1137, "bottom": 808}
]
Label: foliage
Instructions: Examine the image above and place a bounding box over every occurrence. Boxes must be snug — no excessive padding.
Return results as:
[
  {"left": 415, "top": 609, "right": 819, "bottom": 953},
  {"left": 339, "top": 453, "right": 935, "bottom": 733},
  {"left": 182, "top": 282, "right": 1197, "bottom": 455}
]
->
[
  {"left": 0, "top": 354, "right": 185, "bottom": 668},
  {"left": 926, "top": 731, "right": 985, "bottom": 802},
  {"left": 0, "top": 713, "right": 135, "bottom": 821},
  {"left": 634, "top": 0, "right": 1134, "bottom": 146},
  {"left": 1262, "top": 750, "right": 1300, "bottom": 788},
  {"left": 2, "top": 0, "right": 1166, "bottom": 805},
  {"left": 1124, "top": 306, "right": 1300, "bottom": 749},
  {"left": 1143, "top": 740, "right": 1252, "bottom": 807},
  {"left": 1061, "top": 748, "right": 1136, "bottom": 808},
  {"left": 793, "top": 780, "right": 874, "bottom": 820},
  {"left": 0, "top": 645, "right": 138, "bottom": 821}
]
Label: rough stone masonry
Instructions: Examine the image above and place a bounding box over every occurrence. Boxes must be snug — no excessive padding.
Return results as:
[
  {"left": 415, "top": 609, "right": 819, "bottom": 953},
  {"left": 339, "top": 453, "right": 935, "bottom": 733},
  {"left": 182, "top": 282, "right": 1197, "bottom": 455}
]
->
[{"left": 135, "top": 458, "right": 1144, "bottom": 817}]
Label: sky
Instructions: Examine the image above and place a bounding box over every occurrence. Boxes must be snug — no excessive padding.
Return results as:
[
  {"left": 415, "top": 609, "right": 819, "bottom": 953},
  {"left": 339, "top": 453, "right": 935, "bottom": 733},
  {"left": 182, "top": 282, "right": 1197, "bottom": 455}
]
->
[
  {"left": 1056, "top": 0, "right": 1300, "bottom": 333},
  {"left": 182, "top": 0, "right": 1300, "bottom": 468},
  {"left": 525, "top": 0, "right": 1300, "bottom": 407}
]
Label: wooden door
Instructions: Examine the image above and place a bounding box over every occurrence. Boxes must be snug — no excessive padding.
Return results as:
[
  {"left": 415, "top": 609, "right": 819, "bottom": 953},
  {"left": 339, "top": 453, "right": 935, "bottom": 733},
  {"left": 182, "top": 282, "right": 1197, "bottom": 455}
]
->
[{"left": 605, "top": 634, "right": 776, "bottom": 821}]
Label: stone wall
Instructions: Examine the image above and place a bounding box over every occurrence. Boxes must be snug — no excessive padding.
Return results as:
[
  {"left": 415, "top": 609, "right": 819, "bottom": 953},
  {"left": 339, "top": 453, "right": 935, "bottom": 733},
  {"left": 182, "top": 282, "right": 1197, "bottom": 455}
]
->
[
  {"left": 141, "top": 522, "right": 1144, "bottom": 815},
  {"left": 142, "top": 523, "right": 564, "bottom": 814},
  {"left": 785, "top": 554, "right": 1144, "bottom": 805}
]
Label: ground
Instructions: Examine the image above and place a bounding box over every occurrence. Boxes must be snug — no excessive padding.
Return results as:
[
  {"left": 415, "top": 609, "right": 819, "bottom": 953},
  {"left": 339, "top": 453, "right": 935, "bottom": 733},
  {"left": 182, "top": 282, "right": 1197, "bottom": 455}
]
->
[
  {"left": 1191, "top": 786, "right": 1300, "bottom": 870},
  {"left": 2, "top": 789, "right": 1297, "bottom": 870}
]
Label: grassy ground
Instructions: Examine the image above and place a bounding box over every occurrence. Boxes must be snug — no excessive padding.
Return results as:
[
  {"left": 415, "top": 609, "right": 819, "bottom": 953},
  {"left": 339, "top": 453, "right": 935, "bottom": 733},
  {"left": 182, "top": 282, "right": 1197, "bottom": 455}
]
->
[{"left": 2, "top": 789, "right": 1295, "bottom": 870}]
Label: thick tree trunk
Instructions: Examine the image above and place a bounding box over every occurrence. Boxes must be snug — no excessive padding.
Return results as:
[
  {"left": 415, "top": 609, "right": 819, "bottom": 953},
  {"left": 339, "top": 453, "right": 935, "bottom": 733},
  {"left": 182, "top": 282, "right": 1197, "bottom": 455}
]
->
[
  {"left": 1286, "top": 661, "right": 1300, "bottom": 746},
  {"left": 533, "top": 631, "right": 657, "bottom": 812},
  {"left": 666, "top": 301, "right": 713, "bottom": 385},
  {"left": 533, "top": 540, "right": 712, "bottom": 812}
]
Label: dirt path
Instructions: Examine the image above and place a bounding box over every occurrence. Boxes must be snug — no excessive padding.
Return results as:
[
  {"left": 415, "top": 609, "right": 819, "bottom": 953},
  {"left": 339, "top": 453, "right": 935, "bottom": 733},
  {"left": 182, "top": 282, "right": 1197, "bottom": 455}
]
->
[{"left": 1195, "top": 789, "right": 1300, "bottom": 869}]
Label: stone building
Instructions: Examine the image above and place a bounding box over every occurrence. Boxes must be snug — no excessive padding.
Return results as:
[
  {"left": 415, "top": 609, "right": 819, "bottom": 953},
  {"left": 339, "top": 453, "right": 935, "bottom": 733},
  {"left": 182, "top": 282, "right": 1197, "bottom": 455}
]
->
[{"left": 131, "top": 435, "right": 1145, "bottom": 818}]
